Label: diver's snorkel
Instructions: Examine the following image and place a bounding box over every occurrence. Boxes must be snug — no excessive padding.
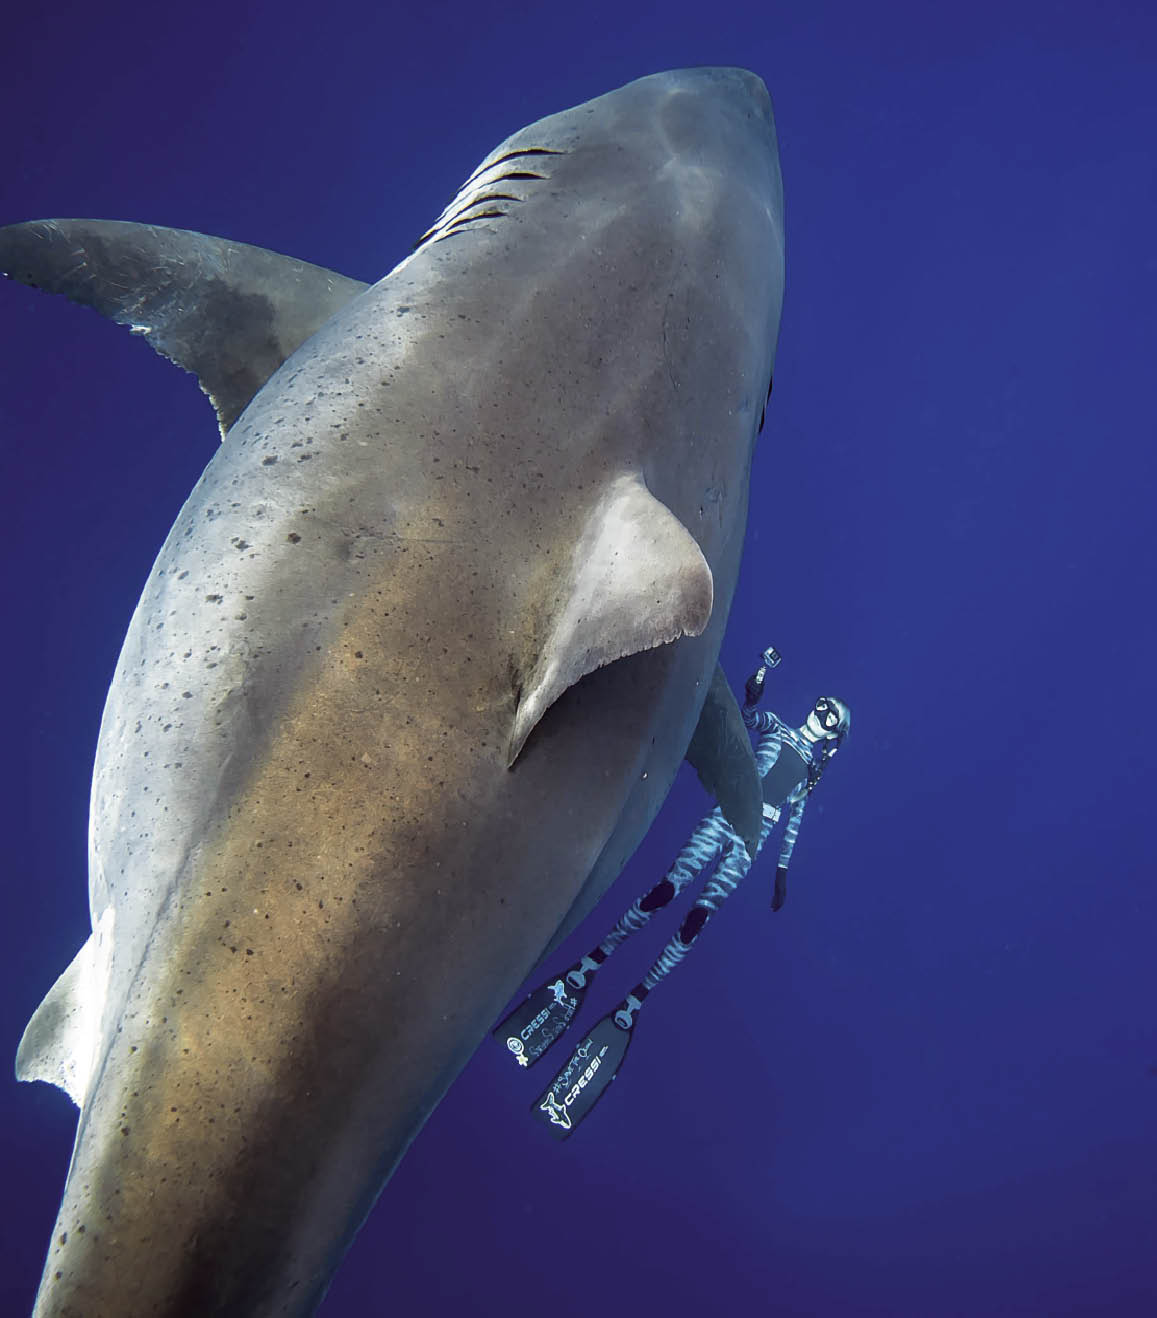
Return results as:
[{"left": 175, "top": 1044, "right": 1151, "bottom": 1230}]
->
[{"left": 805, "top": 696, "right": 850, "bottom": 794}]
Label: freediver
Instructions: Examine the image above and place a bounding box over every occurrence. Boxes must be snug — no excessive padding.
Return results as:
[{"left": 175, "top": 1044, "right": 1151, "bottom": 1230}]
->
[{"left": 494, "top": 646, "right": 851, "bottom": 1137}]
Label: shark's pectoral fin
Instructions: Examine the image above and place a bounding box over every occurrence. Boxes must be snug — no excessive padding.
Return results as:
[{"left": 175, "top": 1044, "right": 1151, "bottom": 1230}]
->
[
  {"left": 0, "top": 219, "right": 369, "bottom": 436},
  {"left": 685, "top": 663, "right": 763, "bottom": 859},
  {"left": 16, "top": 908, "right": 115, "bottom": 1108},
  {"left": 509, "top": 472, "right": 713, "bottom": 765}
]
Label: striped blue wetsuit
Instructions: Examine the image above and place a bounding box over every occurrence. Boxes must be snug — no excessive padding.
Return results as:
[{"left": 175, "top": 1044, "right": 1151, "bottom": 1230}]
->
[
  {"left": 517, "top": 662, "right": 850, "bottom": 1137},
  {"left": 574, "top": 702, "right": 821, "bottom": 1028}
]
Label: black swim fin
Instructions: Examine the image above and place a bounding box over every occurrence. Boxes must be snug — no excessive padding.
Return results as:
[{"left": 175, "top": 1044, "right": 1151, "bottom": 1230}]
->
[
  {"left": 772, "top": 864, "right": 788, "bottom": 911},
  {"left": 532, "top": 1012, "right": 633, "bottom": 1140},
  {"left": 492, "top": 972, "right": 586, "bottom": 1068}
]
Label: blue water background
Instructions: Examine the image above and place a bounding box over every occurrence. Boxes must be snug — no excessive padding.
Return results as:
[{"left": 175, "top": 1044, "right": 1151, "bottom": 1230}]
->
[{"left": 1, "top": 2, "right": 1154, "bottom": 1314}]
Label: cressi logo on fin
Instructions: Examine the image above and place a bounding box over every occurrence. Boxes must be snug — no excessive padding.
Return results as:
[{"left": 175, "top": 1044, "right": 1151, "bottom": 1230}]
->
[
  {"left": 532, "top": 1013, "right": 632, "bottom": 1140},
  {"left": 493, "top": 976, "right": 584, "bottom": 1068}
]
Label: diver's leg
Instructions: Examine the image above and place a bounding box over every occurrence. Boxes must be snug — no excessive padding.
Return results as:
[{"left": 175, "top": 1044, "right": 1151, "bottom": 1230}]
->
[
  {"left": 495, "top": 809, "right": 730, "bottom": 1066},
  {"left": 532, "top": 823, "right": 769, "bottom": 1137},
  {"left": 586, "top": 807, "right": 731, "bottom": 967},
  {"left": 614, "top": 813, "right": 772, "bottom": 1027}
]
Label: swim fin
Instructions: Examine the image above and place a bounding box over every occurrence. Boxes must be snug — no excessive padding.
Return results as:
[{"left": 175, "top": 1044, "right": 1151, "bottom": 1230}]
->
[
  {"left": 492, "top": 973, "right": 586, "bottom": 1068},
  {"left": 532, "top": 1012, "right": 633, "bottom": 1140},
  {"left": 772, "top": 864, "right": 788, "bottom": 911}
]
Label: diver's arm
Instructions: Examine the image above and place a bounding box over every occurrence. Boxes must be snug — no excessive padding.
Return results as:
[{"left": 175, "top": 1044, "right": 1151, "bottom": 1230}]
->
[
  {"left": 742, "top": 644, "right": 781, "bottom": 730},
  {"left": 772, "top": 796, "right": 807, "bottom": 911}
]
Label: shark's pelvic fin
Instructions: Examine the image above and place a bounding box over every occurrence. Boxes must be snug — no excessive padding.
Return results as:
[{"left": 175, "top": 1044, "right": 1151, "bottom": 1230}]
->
[
  {"left": 509, "top": 473, "right": 713, "bottom": 765},
  {"left": 685, "top": 663, "right": 763, "bottom": 859},
  {"left": 16, "top": 908, "right": 116, "bottom": 1108},
  {"left": 0, "top": 219, "right": 368, "bottom": 436}
]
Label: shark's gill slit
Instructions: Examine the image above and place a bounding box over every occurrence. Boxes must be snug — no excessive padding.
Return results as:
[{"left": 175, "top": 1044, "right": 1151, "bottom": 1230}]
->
[
  {"left": 462, "top": 193, "right": 521, "bottom": 205},
  {"left": 442, "top": 195, "right": 523, "bottom": 225},
  {"left": 447, "top": 209, "right": 509, "bottom": 224},
  {"left": 416, "top": 169, "right": 548, "bottom": 250},
  {"left": 461, "top": 146, "right": 564, "bottom": 187},
  {"left": 439, "top": 210, "right": 509, "bottom": 235}
]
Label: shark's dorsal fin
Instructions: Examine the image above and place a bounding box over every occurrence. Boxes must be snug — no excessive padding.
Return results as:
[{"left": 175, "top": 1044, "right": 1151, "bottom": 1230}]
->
[
  {"left": 510, "top": 473, "right": 713, "bottom": 765},
  {"left": 16, "top": 908, "right": 116, "bottom": 1109},
  {"left": 685, "top": 663, "right": 763, "bottom": 859},
  {"left": 0, "top": 220, "right": 369, "bottom": 436}
]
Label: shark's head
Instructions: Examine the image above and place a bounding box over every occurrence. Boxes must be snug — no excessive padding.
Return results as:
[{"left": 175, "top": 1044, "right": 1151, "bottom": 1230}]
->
[
  {"left": 413, "top": 68, "right": 785, "bottom": 489},
  {"left": 401, "top": 68, "right": 787, "bottom": 771},
  {"left": 419, "top": 68, "right": 781, "bottom": 257}
]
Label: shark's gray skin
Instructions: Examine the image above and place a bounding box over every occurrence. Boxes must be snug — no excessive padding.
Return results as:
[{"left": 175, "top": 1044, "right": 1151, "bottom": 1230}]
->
[{"left": 5, "top": 68, "right": 784, "bottom": 1316}]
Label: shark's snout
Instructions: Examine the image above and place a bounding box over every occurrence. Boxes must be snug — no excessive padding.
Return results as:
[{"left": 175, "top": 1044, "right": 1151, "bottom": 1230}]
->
[{"left": 656, "top": 66, "right": 773, "bottom": 118}]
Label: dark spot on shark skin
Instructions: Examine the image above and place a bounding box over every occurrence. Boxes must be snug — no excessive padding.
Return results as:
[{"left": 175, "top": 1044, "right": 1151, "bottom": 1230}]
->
[
  {"left": 262, "top": 456, "right": 278, "bottom": 465},
  {"left": 287, "top": 533, "right": 301, "bottom": 544}
]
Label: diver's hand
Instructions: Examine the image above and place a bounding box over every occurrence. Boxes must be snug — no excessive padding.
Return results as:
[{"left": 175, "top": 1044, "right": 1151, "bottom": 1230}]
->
[{"left": 745, "top": 645, "right": 781, "bottom": 707}]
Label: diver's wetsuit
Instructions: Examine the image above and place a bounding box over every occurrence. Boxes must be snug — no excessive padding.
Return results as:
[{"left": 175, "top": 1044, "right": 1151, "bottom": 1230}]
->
[
  {"left": 499, "top": 650, "right": 849, "bottom": 1136},
  {"left": 602, "top": 696, "right": 814, "bottom": 1025}
]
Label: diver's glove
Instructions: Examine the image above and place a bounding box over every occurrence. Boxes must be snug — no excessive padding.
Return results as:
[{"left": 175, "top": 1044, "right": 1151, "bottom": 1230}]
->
[{"left": 771, "top": 865, "right": 788, "bottom": 912}]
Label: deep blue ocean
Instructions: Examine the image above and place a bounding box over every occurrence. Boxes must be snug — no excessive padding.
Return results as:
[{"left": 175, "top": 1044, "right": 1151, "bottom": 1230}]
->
[{"left": 1, "top": 3, "right": 1154, "bottom": 1314}]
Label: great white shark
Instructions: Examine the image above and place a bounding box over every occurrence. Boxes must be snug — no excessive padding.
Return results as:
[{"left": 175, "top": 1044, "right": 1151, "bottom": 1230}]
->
[{"left": 3, "top": 67, "right": 785, "bottom": 1315}]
